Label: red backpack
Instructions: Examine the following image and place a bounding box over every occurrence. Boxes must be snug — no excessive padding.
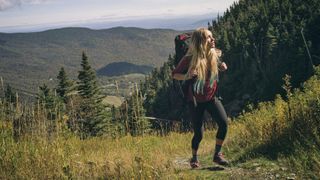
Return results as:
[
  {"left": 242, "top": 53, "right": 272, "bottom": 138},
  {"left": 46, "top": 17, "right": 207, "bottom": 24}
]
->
[
  {"left": 170, "top": 33, "right": 193, "bottom": 130},
  {"left": 173, "top": 32, "right": 193, "bottom": 100},
  {"left": 174, "top": 32, "right": 192, "bottom": 67}
]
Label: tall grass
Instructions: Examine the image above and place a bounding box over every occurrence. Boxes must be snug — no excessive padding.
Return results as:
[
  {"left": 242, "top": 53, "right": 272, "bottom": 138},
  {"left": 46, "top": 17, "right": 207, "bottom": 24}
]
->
[
  {"left": 0, "top": 66, "right": 320, "bottom": 179},
  {"left": 227, "top": 66, "right": 320, "bottom": 178},
  {"left": 0, "top": 119, "right": 219, "bottom": 179}
]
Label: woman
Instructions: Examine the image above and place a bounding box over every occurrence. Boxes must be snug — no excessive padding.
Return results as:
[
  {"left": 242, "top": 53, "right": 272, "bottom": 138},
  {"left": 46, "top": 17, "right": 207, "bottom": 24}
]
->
[{"left": 172, "top": 28, "right": 229, "bottom": 168}]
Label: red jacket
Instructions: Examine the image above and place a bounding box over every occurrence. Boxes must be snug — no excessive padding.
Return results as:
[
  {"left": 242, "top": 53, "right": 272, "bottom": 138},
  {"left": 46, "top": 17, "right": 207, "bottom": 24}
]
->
[{"left": 172, "top": 56, "right": 217, "bottom": 103}]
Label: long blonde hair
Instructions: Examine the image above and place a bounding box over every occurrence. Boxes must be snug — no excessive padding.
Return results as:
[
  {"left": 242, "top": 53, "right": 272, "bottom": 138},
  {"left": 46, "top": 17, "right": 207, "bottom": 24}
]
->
[{"left": 186, "top": 28, "right": 221, "bottom": 94}]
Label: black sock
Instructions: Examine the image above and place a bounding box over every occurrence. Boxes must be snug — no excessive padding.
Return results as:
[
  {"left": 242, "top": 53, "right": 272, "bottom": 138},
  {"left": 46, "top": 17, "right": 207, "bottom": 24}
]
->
[
  {"left": 192, "top": 154, "right": 198, "bottom": 161},
  {"left": 215, "top": 144, "right": 222, "bottom": 154}
]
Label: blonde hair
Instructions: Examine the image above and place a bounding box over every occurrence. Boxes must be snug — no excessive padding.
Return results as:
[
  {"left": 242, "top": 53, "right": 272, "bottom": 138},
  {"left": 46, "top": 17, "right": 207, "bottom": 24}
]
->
[{"left": 186, "top": 28, "right": 221, "bottom": 94}]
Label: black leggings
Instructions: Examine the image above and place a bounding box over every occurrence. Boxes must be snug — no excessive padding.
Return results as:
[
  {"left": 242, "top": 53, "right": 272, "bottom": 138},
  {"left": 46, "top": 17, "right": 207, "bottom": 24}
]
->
[{"left": 189, "top": 97, "right": 228, "bottom": 151}]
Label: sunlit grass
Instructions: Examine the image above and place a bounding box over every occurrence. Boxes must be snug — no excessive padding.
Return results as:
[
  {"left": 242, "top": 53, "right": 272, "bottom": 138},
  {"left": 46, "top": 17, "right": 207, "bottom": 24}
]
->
[
  {"left": 0, "top": 122, "right": 219, "bottom": 179},
  {"left": 0, "top": 67, "right": 320, "bottom": 179}
]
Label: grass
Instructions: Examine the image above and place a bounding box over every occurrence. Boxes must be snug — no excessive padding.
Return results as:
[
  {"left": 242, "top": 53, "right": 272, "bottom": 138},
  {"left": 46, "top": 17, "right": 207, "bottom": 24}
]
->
[
  {"left": 102, "top": 96, "right": 124, "bottom": 107},
  {"left": 99, "top": 73, "right": 146, "bottom": 97},
  {"left": 0, "top": 67, "right": 320, "bottom": 179},
  {"left": 0, "top": 120, "right": 317, "bottom": 179},
  {"left": 0, "top": 123, "right": 198, "bottom": 179}
]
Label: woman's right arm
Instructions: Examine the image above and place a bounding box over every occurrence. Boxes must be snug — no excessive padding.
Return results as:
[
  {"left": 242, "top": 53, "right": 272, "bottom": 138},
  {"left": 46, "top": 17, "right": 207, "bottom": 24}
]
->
[
  {"left": 171, "top": 56, "right": 191, "bottom": 81},
  {"left": 172, "top": 73, "right": 188, "bottom": 80}
]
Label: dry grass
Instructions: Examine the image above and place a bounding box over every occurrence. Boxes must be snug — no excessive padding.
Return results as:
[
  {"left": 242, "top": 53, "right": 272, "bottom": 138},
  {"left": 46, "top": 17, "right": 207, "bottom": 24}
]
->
[
  {"left": 0, "top": 121, "right": 220, "bottom": 179},
  {"left": 1, "top": 67, "right": 320, "bottom": 179},
  {"left": 102, "top": 95, "right": 124, "bottom": 107}
]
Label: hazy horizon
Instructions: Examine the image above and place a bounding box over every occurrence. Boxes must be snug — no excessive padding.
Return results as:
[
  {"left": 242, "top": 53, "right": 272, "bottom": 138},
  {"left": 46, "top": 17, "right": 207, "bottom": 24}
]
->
[
  {"left": 0, "top": 12, "right": 217, "bottom": 33},
  {"left": 0, "top": 0, "right": 238, "bottom": 33}
]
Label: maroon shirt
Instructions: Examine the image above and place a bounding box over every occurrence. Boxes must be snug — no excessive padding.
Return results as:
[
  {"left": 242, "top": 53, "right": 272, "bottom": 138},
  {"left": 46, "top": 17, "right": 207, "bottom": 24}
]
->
[{"left": 172, "top": 56, "right": 217, "bottom": 103}]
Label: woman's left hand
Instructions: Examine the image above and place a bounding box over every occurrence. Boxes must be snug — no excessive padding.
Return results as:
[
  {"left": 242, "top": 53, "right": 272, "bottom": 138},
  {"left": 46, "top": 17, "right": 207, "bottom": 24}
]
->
[{"left": 219, "top": 62, "right": 228, "bottom": 71}]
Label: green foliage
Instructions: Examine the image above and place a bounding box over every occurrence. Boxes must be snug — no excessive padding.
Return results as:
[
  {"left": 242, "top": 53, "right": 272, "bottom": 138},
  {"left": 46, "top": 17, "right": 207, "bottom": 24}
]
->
[
  {"left": 38, "top": 84, "right": 54, "bottom": 108},
  {"left": 125, "top": 83, "right": 150, "bottom": 136},
  {"left": 210, "top": 0, "right": 320, "bottom": 111},
  {"left": 3, "top": 84, "right": 17, "bottom": 116},
  {"left": 229, "top": 66, "right": 320, "bottom": 177},
  {"left": 78, "top": 52, "right": 99, "bottom": 99},
  {"left": 76, "top": 52, "right": 109, "bottom": 138},
  {"left": 37, "top": 83, "right": 63, "bottom": 121},
  {"left": 4, "top": 84, "right": 16, "bottom": 105},
  {"left": 141, "top": 55, "right": 175, "bottom": 119},
  {"left": 56, "top": 67, "right": 73, "bottom": 103}
]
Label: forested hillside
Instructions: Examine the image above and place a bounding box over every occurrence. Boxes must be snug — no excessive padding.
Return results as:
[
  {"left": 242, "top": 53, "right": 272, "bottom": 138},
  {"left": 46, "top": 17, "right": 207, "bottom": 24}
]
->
[
  {"left": 0, "top": 27, "right": 178, "bottom": 94},
  {"left": 97, "top": 62, "right": 153, "bottom": 76},
  {"left": 141, "top": 0, "right": 320, "bottom": 119},
  {"left": 214, "top": 0, "right": 320, "bottom": 112}
]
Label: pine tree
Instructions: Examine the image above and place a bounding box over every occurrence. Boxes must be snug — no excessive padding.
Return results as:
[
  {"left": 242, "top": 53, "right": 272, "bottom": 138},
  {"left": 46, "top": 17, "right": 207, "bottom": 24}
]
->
[
  {"left": 38, "top": 84, "right": 54, "bottom": 109},
  {"left": 4, "top": 84, "right": 17, "bottom": 115},
  {"left": 56, "top": 67, "right": 73, "bottom": 103},
  {"left": 4, "top": 84, "right": 16, "bottom": 105},
  {"left": 222, "top": 30, "right": 231, "bottom": 51},
  {"left": 126, "top": 83, "right": 149, "bottom": 136},
  {"left": 77, "top": 51, "right": 109, "bottom": 137}
]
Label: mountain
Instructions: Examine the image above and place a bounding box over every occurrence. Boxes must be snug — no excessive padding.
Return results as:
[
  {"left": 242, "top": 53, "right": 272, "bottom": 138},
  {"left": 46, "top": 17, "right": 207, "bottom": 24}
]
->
[
  {"left": 97, "top": 62, "right": 153, "bottom": 76},
  {"left": 80, "top": 14, "right": 216, "bottom": 31},
  {"left": 0, "top": 27, "right": 182, "bottom": 94},
  {"left": 0, "top": 13, "right": 217, "bottom": 33}
]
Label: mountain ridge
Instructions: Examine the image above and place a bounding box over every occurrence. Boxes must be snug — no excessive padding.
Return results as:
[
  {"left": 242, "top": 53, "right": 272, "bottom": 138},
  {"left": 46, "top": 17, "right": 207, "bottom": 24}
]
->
[
  {"left": 97, "top": 62, "right": 153, "bottom": 76},
  {"left": 0, "top": 13, "right": 217, "bottom": 33},
  {"left": 0, "top": 27, "right": 182, "bottom": 93}
]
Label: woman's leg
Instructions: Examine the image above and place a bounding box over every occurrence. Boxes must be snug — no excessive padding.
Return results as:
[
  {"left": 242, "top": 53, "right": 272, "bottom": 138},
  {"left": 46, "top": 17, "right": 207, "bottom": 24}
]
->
[
  {"left": 206, "top": 97, "right": 229, "bottom": 165},
  {"left": 189, "top": 102, "right": 206, "bottom": 163}
]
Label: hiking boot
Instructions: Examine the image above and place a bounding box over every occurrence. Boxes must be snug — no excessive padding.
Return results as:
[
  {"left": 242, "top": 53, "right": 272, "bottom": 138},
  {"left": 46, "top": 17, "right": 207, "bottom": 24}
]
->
[
  {"left": 189, "top": 159, "right": 200, "bottom": 168},
  {"left": 213, "top": 152, "right": 229, "bottom": 166}
]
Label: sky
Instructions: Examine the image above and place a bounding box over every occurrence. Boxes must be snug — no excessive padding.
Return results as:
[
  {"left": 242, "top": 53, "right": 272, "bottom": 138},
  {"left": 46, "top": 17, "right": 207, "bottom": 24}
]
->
[{"left": 0, "top": 0, "right": 238, "bottom": 33}]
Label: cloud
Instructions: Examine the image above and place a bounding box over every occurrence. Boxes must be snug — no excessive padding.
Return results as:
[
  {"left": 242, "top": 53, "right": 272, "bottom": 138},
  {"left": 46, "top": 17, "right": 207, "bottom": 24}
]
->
[
  {"left": 24, "top": 0, "right": 53, "bottom": 5},
  {"left": 0, "top": 0, "right": 51, "bottom": 10},
  {"left": 0, "top": 0, "right": 20, "bottom": 10}
]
